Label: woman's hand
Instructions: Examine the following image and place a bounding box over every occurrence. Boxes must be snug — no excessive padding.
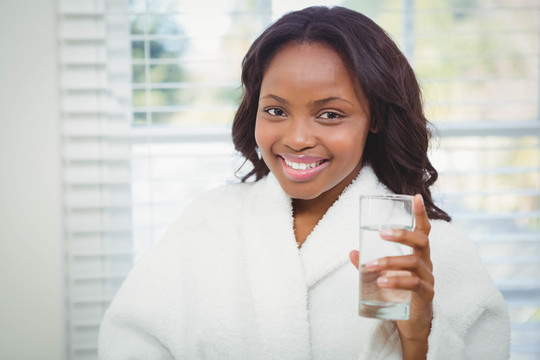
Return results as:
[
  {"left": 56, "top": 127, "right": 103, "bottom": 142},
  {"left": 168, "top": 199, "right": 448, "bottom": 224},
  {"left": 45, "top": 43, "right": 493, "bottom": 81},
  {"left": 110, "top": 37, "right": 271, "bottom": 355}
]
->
[{"left": 349, "top": 194, "right": 433, "bottom": 359}]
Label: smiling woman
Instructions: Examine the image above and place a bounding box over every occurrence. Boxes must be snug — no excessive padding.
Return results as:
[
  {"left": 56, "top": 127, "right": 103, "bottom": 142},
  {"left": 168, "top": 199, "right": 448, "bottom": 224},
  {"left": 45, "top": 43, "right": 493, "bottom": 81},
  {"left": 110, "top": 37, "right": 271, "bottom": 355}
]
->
[
  {"left": 99, "top": 5, "right": 509, "bottom": 360},
  {"left": 254, "top": 43, "right": 371, "bottom": 247}
]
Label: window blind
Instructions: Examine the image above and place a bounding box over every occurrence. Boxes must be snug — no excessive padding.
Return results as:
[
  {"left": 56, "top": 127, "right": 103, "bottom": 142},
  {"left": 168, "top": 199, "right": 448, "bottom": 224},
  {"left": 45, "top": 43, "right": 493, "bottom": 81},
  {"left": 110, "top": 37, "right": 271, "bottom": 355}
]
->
[
  {"left": 60, "top": 1, "right": 132, "bottom": 358},
  {"left": 60, "top": 0, "right": 539, "bottom": 359},
  {"left": 410, "top": 3, "right": 540, "bottom": 358},
  {"left": 60, "top": 1, "right": 267, "bottom": 358}
]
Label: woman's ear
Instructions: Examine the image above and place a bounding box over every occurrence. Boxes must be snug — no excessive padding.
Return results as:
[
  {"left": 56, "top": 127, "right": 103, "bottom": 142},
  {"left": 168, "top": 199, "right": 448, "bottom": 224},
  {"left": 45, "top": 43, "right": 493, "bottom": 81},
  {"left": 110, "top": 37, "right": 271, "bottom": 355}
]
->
[{"left": 369, "top": 119, "right": 378, "bottom": 133}]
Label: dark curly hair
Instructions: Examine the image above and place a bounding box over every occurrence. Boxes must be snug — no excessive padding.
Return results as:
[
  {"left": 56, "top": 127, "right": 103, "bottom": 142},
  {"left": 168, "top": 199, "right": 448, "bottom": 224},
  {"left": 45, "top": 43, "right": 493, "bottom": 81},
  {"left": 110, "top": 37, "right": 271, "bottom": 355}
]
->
[{"left": 231, "top": 5, "right": 450, "bottom": 221}]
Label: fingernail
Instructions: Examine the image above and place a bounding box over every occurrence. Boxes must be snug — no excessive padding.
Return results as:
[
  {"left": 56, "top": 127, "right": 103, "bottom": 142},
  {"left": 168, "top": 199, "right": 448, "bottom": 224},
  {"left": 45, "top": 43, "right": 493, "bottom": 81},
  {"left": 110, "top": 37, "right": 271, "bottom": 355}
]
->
[
  {"left": 365, "top": 259, "right": 378, "bottom": 270},
  {"left": 380, "top": 229, "right": 394, "bottom": 239},
  {"left": 377, "top": 277, "right": 389, "bottom": 287}
]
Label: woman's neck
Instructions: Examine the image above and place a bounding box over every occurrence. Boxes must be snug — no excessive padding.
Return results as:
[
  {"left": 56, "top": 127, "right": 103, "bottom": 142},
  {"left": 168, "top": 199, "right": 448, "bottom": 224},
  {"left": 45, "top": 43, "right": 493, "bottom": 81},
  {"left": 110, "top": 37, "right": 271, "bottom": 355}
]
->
[
  {"left": 292, "top": 203, "right": 323, "bottom": 248},
  {"left": 292, "top": 192, "right": 341, "bottom": 247},
  {"left": 292, "top": 164, "right": 361, "bottom": 247}
]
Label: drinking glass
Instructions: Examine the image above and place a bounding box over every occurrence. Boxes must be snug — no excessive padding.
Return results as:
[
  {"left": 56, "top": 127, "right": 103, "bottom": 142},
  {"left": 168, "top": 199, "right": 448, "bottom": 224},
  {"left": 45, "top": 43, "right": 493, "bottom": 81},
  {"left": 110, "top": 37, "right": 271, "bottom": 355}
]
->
[{"left": 358, "top": 194, "right": 414, "bottom": 320}]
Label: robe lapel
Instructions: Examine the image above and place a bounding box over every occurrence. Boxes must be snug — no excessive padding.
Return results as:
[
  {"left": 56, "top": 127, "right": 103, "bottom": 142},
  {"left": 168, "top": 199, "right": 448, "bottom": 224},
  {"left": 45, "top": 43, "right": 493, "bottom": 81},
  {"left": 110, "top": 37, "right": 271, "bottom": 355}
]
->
[
  {"left": 240, "top": 166, "right": 394, "bottom": 360},
  {"left": 297, "top": 166, "right": 401, "bottom": 359},
  {"left": 300, "top": 166, "right": 389, "bottom": 288},
  {"left": 241, "top": 175, "right": 312, "bottom": 360}
]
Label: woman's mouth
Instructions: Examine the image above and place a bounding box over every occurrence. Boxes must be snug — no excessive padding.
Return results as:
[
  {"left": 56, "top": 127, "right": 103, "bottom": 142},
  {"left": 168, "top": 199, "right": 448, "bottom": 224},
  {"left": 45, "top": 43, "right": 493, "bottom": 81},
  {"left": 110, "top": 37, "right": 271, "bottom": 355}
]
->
[
  {"left": 278, "top": 154, "right": 329, "bottom": 182},
  {"left": 282, "top": 157, "right": 325, "bottom": 170}
]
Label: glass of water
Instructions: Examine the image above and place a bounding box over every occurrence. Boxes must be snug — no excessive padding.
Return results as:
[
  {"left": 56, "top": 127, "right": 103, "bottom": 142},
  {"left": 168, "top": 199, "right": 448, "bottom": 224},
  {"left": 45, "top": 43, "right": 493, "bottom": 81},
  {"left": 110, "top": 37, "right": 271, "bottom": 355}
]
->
[{"left": 359, "top": 194, "right": 414, "bottom": 320}]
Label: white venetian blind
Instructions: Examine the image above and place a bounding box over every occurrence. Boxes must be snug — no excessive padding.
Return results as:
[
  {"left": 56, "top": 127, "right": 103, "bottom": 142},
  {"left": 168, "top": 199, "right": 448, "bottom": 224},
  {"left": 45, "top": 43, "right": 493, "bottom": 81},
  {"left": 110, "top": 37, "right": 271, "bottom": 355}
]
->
[
  {"left": 60, "top": 1, "right": 135, "bottom": 358},
  {"left": 59, "top": 0, "right": 539, "bottom": 359}
]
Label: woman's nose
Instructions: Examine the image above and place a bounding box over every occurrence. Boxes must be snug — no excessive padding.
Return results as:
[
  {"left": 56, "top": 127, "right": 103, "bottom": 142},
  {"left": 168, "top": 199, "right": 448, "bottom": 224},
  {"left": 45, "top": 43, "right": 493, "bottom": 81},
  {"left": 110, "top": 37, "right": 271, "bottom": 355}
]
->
[{"left": 283, "top": 117, "right": 317, "bottom": 151}]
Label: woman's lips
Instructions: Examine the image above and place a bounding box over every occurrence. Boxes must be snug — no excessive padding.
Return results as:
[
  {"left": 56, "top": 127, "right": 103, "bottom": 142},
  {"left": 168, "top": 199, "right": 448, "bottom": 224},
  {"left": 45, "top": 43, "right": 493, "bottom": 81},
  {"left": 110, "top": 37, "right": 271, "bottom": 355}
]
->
[{"left": 278, "top": 154, "right": 329, "bottom": 182}]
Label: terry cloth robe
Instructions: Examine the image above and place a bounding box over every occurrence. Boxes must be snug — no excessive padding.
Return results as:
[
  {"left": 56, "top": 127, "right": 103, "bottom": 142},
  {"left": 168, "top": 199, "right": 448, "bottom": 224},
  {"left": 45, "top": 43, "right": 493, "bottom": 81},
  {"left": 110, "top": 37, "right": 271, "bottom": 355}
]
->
[{"left": 99, "top": 166, "right": 510, "bottom": 360}]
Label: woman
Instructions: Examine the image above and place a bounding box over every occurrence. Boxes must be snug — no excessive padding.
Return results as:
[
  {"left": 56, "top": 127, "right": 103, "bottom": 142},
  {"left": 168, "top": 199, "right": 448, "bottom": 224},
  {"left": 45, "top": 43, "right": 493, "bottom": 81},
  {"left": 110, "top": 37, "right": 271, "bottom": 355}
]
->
[{"left": 99, "top": 6, "right": 509, "bottom": 359}]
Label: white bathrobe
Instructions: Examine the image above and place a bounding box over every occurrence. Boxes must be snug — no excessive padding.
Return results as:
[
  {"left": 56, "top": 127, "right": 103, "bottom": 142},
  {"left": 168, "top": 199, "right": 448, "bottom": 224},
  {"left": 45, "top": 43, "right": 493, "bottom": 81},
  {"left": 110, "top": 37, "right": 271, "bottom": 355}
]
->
[{"left": 99, "top": 166, "right": 510, "bottom": 360}]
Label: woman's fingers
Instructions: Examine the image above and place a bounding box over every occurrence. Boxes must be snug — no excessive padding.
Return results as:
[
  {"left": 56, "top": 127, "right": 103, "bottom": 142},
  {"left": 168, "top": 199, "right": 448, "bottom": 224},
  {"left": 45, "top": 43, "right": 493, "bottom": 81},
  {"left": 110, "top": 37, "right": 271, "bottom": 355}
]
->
[
  {"left": 380, "top": 229, "right": 432, "bottom": 269},
  {"left": 413, "top": 194, "right": 431, "bottom": 236},
  {"left": 349, "top": 250, "right": 359, "bottom": 269},
  {"left": 368, "top": 254, "right": 435, "bottom": 304},
  {"left": 379, "top": 195, "right": 432, "bottom": 270},
  {"left": 366, "top": 254, "right": 433, "bottom": 283},
  {"left": 379, "top": 228, "right": 429, "bottom": 250},
  {"left": 377, "top": 274, "right": 434, "bottom": 301}
]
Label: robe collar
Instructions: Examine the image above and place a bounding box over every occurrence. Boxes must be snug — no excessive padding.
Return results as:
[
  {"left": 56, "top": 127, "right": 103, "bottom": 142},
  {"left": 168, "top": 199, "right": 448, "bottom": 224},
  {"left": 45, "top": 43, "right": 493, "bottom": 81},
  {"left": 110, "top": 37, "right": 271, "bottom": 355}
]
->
[
  {"left": 240, "top": 165, "right": 392, "bottom": 359},
  {"left": 298, "top": 165, "right": 390, "bottom": 288}
]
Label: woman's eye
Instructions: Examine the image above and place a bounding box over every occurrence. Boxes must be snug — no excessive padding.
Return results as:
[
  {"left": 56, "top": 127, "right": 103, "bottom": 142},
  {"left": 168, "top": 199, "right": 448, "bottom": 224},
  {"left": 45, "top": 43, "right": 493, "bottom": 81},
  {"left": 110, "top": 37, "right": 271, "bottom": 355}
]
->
[
  {"left": 319, "top": 112, "right": 342, "bottom": 120},
  {"left": 266, "top": 108, "right": 286, "bottom": 117}
]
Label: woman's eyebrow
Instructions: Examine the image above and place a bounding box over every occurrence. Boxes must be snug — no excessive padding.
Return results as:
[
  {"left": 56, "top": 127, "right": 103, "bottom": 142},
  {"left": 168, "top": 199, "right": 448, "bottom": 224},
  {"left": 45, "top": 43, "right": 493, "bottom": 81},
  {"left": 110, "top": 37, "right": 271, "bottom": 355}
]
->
[
  {"left": 309, "top": 97, "right": 353, "bottom": 107},
  {"left": 260, "top": 94, "right": 290, "bottom": 105},
  {"left": 260, "top": 95, "right": 352, "bottom": 107}
]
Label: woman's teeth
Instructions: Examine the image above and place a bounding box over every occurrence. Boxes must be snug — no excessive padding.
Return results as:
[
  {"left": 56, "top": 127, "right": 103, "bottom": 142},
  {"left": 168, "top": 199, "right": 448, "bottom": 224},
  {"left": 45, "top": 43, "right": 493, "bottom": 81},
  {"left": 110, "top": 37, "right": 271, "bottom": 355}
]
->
[{"left": 283, "top": 158, "right": 325, "bottom": 170}]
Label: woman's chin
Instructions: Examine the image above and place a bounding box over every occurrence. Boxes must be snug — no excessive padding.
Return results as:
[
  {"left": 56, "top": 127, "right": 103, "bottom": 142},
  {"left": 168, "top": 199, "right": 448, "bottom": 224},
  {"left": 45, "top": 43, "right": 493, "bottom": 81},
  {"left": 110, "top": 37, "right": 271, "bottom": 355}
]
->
[{"left": 280, "top": 184, "right": 325, "bottom": 202}]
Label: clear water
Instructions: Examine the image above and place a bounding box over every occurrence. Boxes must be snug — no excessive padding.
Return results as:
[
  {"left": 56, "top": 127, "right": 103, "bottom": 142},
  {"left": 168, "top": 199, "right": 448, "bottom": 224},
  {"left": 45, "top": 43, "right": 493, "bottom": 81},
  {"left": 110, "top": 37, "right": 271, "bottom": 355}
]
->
[
  {"left": 360, "top": 224, "right": 413, "bottom": 232},
  {"left": 359, "top": 224, "right": 413, "bottom": 320},
  {"left": 359, "top": 299, "right": 410, "bottom": 320}
]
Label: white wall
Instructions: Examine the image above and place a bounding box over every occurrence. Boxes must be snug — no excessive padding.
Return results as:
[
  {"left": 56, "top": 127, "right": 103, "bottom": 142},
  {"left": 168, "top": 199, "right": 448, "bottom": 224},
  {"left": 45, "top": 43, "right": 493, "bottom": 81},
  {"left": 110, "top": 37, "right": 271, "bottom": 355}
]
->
[{"left": 0, "top": 0, "right": 64, "bottom": 359}]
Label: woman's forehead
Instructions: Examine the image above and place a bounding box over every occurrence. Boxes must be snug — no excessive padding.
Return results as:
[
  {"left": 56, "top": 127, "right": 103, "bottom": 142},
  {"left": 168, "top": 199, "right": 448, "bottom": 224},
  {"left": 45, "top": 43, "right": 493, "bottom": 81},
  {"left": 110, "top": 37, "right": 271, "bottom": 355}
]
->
[{"left": 260, "top": 42, "right": 365, "bottom": 105}]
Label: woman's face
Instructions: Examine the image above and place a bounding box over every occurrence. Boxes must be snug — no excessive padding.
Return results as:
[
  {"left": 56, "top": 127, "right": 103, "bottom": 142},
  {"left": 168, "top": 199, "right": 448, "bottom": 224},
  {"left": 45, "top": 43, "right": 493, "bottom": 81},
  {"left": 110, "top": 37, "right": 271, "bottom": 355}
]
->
[{"left": 255, "top": 42, "right": 372, "bottom": 205}]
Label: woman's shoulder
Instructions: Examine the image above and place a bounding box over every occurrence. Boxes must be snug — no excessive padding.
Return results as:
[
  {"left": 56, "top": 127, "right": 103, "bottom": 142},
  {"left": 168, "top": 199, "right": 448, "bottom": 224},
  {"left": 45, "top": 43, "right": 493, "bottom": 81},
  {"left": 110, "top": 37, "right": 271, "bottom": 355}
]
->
[
  {"left": 161, "top": 175, "right": 278, "bottom": 241},
  {"left": 429, "top": 219, "right": 468, "bottom": 244},
  {"left": 188, "top": 181, "right": 252, "bottom": 212},
  {"left": 428, "top": 219, "right": 501, "bottom": 299},
  {"left": 166, "top": 181, "right": 255, "bottom": 234},
  {"left": 119, "top": 181, "right": 261, "bottom": 291},
  {"left": 428, "top": 219, "right": 481, "bottom": 262}
]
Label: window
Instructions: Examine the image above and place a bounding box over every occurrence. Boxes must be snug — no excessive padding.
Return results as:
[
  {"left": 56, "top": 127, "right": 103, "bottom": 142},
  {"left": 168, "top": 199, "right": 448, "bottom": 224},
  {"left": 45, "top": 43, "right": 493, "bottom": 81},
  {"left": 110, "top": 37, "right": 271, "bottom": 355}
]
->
[{"left": 59, "top": 0, "right": 539, "bottom": 358}]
